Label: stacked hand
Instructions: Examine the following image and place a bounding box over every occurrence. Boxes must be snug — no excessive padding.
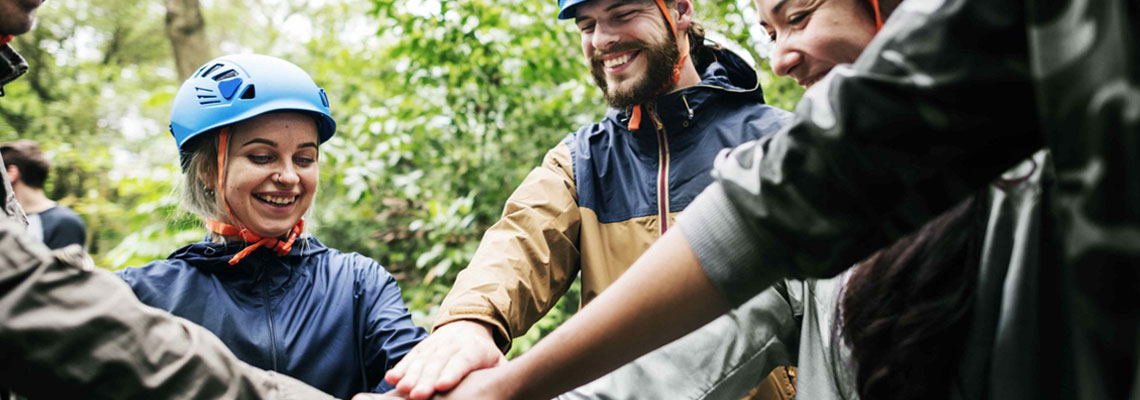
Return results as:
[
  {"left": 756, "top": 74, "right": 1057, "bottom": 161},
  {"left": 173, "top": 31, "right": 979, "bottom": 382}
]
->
[
  {"left": 354, "top": 367, "right": 512, "bottom": 400},
  {"left": 380, "top": 320, "right": 508, "bottom": 399}
]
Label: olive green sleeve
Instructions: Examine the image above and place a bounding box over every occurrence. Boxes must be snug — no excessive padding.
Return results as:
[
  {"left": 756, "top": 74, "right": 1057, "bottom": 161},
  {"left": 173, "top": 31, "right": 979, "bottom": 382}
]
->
[
  {"left": 0, "top": 221, "right": 337, "bottom": 400},
  {"left": 678, "top": 0, "right": 1042, "bottom": 306}
]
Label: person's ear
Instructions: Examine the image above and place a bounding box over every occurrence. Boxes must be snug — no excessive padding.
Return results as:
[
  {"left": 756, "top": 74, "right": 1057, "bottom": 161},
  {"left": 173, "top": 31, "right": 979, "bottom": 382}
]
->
[
  {"left": 674, "top": 0, "right": 694, "bottom": 34},
  {"left": 197, "top": 165, "right": 215, "bottom": 193},
  {"left": 6, "top": 165, "right": 19, "bottom": 185}
]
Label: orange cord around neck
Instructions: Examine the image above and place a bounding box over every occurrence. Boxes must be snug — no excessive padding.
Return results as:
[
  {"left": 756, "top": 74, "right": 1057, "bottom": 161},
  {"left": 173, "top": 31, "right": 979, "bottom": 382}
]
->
[
  {"left": 207, "top": 218, "right": 305, "bottom": 265},
  {"left": 0, "top": 35, "right": 13, "bottom": 45},
  {"left": 628, "top": 0, "right": 690, "bottom": 131},
  {"left": 204, "top": 126, "right": 305, "bottom": 265},
  {"left": 870, "top": 0, "right": 883, "bottom": 31}
]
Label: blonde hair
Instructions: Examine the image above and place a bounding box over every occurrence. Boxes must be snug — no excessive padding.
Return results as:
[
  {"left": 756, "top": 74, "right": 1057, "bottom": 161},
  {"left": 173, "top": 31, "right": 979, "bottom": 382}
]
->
[{"left": 180, "top": 131, "right": 229, "bottom": 242}]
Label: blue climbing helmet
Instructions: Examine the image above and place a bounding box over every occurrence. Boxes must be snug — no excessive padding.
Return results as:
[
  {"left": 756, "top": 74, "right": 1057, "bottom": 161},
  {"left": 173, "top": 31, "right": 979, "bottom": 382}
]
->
[
  {"left": 169, "top": 54, "right": 335, "bottom": 168},
  {"left": 557, "top": 0, "right": 593, "bottom": 19}
]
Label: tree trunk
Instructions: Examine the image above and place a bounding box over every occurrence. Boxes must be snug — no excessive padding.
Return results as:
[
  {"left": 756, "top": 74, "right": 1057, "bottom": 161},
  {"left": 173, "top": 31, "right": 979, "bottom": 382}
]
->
[{"left": 164, "top": 0, "right": 211, "bottom": 81}]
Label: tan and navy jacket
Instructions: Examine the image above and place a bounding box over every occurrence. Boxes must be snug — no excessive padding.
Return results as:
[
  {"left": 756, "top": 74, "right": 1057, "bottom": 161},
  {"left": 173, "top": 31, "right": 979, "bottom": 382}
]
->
[{"left": 435, "top": 47, "right": 792, "bottom": 348}]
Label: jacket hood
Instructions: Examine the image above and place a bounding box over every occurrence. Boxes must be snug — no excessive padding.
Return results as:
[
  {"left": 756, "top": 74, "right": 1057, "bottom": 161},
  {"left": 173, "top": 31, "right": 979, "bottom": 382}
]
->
[{"left": 606, "top": 43, "right": 766, "bottom": 132}]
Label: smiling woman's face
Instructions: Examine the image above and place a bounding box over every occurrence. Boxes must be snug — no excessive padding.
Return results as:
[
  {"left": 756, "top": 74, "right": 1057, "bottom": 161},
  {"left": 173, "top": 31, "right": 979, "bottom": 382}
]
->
[
  {"left": 755, "top": 0, "right": 876, "bottom": 88},
  {"left": 212, "top": 111, "right": 319, "bottom": 238}
]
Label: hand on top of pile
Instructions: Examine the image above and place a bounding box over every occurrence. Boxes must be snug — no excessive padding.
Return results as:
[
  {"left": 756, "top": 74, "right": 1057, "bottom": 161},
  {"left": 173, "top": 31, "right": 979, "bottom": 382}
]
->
[{"left": 382, "top": 320, "right": 507, "bottom": 399}]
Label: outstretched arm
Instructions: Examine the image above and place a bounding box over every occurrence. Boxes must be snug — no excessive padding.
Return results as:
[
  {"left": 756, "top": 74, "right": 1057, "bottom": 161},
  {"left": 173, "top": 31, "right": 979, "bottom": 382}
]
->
[
  {"left": 0, "top": 222, "right": 336, "bottom": 400},
  {"left": 412, "top": 228, "right": 728, "bottom": 400},
  {"left": 385, "top": 142, "right": 581, "bottom": 399}
]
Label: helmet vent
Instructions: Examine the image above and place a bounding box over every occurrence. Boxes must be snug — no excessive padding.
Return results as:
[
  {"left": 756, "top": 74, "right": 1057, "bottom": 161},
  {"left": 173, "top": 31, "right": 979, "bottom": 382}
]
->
[
  {"left": 240, "top": 85, "right": 256, "bottom": 99},
  {"left": 212, "top": 69, "right": 239, "bottom": 81},
  {"left": 199, "top": 63, "right": 223, "bottom": 78},
  {"left": 195, "top": 87, "right": 220, "bottom": 105}
]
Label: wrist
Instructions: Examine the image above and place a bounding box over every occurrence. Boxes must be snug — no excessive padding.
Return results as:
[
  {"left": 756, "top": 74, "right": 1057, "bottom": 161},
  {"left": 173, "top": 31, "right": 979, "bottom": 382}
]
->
[{"left": 438, "top": 319, "right": 496, "bottom": 342}]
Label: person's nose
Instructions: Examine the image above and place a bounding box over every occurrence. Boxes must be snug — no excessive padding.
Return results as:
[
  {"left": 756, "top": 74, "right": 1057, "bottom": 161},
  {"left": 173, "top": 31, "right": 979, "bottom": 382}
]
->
[
  {"left": 275, "top": 165, "right": 300, "bottom": 186},
  {"left": 770, "top": 39, "right": 803, "bottom": 78},
  {"left": 591, "top": 22, "right": 620, "bottom": 54}
]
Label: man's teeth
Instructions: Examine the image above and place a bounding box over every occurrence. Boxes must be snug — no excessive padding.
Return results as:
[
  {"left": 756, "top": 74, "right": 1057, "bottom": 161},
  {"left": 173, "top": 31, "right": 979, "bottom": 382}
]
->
[
  {"left": 604, "top": 53, "right": 633, "bottom": 68},
  {"left": 257, "top": 195, "right": 296, "bottom": 205}
]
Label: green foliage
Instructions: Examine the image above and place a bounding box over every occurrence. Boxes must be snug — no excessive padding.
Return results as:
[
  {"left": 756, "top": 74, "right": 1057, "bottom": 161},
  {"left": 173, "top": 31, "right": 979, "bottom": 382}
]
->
[
  {"left": 310, "top": 0, "right": 601, "bottom": 332},
  {"left": 1, "top": 0, "right": 802, "bottom": 355},
  {"left": 0, "top": 0, "right": 193, "bottom": 267}
]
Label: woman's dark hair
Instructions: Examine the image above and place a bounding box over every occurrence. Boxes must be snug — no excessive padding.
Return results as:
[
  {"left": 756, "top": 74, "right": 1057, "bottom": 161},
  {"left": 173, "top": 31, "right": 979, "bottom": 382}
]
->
[{"left": 841, "top": 195, "right": 983, "bottom": 399}]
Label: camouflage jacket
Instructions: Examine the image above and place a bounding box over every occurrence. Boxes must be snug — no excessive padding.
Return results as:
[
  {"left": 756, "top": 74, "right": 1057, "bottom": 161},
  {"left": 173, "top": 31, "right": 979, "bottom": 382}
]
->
[
  {"left": 677, "top": 0, "right": 1138, "bottom": 398},
  {"left": 0, "top": 43, "right": 28, "bottom": 227}
]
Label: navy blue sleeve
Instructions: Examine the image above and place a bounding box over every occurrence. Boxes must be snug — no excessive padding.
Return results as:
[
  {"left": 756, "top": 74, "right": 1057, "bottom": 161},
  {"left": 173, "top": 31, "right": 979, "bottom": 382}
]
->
[
  {"left": 353, "top": 257, "right": 427, "bottom": 393},
  {"left": 40, "top": 206, "right": 85, "bottom": 250}
]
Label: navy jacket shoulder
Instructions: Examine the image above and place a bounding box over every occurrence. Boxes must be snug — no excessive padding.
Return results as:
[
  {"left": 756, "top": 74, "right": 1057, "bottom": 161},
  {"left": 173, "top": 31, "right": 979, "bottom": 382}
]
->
[
  {"left": 564, "top": 46, "right": 793, "bottom": 224},
  {"left": 116, "top": 236, "right": 427, "bottom": 398},
  {"left": 37, "top": 205, "right": 85, "bottom": 249}
]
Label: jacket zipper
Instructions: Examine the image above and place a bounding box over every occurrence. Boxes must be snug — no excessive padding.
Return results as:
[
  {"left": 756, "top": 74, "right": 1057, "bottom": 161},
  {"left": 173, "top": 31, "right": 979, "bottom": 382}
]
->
[
  {"left": 648, "top": 104, "right": 670, "bottom": 236},
  {"left": 258, "top": 265, "right": 280, "bottom": 371}
]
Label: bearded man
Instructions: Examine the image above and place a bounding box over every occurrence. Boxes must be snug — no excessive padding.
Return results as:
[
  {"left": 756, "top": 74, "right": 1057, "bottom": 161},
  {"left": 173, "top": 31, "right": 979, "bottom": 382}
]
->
[{"left": 383, "top": 1, "right": 797, "bottom": 399}]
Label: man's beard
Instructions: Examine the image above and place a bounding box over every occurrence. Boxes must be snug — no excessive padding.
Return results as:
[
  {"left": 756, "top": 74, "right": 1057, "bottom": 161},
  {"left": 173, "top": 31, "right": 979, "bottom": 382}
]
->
[{"left": 589, "top": 34, "right": 680, "bottom": 109}]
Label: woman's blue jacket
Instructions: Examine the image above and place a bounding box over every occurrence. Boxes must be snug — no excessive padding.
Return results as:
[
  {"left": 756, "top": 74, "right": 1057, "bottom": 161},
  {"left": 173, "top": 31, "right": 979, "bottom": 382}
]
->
[{"left": 117, "top": 236, "right": 427, "bottom": 398}]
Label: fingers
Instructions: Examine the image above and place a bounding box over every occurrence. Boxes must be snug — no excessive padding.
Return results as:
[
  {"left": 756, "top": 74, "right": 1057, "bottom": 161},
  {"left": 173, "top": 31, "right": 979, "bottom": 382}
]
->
[
  {"left": 433, "top": 355, "right": 471, "bottom": 391},
  {"left": 408, "top": 357, "right": 446, "bottom": 399},
  {"left": 385, "top": 345, "right": 419, "bottom": 384},
  {"left": 351, "top": 392, "right": 408, "bottom": 400},
  {"left": 394, "top": 353, "right": 427, "bottom": 396},
  {"left": 386, "top": 320, "right": 502, "bottom": 398}
]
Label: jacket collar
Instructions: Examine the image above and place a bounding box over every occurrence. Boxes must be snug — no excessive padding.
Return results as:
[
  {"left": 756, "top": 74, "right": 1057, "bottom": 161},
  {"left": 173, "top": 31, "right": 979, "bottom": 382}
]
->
[
  {"left": 606, "top": 44, "right": 766, "bottom": 135},
  {"left": 168, "top": 235, "right": 328, "bottom": 275},
  {"left": 0, "top": 44, "right": 28, "bottom": 97}
]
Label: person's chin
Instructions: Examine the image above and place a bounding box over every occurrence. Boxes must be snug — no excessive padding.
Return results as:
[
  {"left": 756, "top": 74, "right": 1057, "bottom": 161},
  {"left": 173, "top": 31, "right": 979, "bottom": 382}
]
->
[
  {"left": 0, "top": 16, "right": 36, "bottom": 36},
  {"left": 253, "top": 227, "right": 292, "bottom": 239}
]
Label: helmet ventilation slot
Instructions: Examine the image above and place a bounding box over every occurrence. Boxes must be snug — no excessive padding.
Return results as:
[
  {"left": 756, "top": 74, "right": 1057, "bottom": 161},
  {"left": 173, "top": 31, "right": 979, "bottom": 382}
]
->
[
  {"left": 212, "top": 69, "right": 239, "bottom": 81},
  {"left": 240, "top": 85, "right": 256, "bottom": 99},
  {"left": 198, "top": 63, "right": 223, "bottom": 78},
  {"left": 195, "top": 87, "right": 220, "bottom": 105}
]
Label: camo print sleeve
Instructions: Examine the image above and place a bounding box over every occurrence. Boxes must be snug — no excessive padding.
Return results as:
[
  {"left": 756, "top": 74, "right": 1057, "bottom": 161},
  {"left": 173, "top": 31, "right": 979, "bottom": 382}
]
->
[
  {"left": 0, "top": 154, "right": 27, "bottom": 227},
  {"left": 0, "top": 222, "right": 336, "bottom": 400},
  {"left": 677, "top": 0, "right": 1044, "bottom": 306}
]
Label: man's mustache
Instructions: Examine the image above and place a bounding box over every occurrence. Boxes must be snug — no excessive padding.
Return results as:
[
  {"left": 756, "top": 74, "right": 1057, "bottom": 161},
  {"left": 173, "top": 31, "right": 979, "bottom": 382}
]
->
[{"left": 590, "top": 42, "right": 644, "bottom": 65}]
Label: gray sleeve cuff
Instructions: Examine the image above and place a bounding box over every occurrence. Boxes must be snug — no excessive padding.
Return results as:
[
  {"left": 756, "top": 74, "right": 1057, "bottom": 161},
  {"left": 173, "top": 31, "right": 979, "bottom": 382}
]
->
[{"left": 677, "top": 183, "right": 786, "bottom": 307}]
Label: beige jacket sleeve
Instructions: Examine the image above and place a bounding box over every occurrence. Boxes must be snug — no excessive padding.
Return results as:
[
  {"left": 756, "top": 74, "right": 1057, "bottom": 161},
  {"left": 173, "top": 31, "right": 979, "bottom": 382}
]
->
[
  {"left": 0, "top": 221, "right": 337, "bottom": 400},
  {"left": 433, "top": 142, "right": 579, "bottom": 351}
]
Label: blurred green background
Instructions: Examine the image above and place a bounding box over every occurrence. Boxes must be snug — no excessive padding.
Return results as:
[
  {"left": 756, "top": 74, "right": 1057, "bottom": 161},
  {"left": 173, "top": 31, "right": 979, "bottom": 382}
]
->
[{"left": 0, "top": 0, "right": 802, "bottom": 357}]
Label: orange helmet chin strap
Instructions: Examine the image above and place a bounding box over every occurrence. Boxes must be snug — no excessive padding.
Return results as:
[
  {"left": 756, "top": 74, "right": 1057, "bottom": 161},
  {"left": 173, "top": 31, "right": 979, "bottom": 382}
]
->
[
  {"left": 871, "top": 0, "right": 884, "bottom": 31},
  {"left": 628, "top": 0, "right": 690, "bottom": 131},
  {"left": 205, "top": 126, "right": 304, "bottom": 265}
]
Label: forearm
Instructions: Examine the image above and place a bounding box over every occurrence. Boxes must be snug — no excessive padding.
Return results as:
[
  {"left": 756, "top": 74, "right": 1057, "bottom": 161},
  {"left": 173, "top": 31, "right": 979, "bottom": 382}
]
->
[
  {"left": 500, "top": 228, "right": 732, "bottom": 399},
  {"left": 682, "top": 0, "right": 1041, "bottom": 306}
]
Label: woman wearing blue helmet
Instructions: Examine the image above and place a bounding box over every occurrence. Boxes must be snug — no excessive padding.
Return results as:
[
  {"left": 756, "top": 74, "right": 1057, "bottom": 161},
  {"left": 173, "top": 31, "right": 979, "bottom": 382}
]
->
[{"left": 116, "top": 54, "right": 427, "bottom": 399}]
